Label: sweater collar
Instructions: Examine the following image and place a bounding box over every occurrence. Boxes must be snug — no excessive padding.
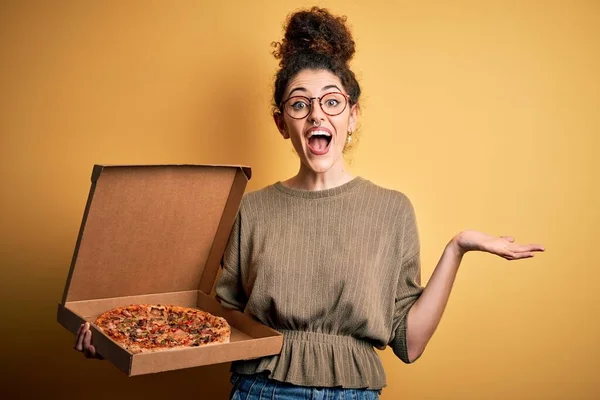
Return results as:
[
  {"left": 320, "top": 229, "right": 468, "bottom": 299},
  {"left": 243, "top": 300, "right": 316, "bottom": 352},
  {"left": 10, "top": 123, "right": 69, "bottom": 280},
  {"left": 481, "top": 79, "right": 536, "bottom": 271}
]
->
[{"left": 273, "top": 177, "right": 366, "bottom": 199}]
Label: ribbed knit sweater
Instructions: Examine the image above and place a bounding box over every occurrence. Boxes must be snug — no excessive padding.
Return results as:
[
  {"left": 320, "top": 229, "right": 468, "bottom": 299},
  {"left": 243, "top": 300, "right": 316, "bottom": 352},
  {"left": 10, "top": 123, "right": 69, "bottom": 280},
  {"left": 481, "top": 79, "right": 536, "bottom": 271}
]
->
[{"left": 215, "top": 176, "right": 423, "bottom": 390}]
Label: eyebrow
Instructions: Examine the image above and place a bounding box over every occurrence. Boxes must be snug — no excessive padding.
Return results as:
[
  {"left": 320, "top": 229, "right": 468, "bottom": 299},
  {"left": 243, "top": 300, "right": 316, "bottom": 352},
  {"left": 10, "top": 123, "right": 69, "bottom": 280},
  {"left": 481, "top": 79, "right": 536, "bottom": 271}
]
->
[{"left": 288, "top": 84, "right": 343, "bottom": 97}]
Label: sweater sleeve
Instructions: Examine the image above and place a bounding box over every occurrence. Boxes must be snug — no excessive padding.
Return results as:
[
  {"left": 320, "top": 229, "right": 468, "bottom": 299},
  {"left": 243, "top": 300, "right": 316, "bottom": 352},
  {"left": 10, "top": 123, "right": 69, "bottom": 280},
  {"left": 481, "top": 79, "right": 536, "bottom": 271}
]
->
[
  {"left": 215, "top": 211, "right": 247, "bottom": 312},
  {"left": 389, "top": 196, "right": 424, "bottom": 363}
]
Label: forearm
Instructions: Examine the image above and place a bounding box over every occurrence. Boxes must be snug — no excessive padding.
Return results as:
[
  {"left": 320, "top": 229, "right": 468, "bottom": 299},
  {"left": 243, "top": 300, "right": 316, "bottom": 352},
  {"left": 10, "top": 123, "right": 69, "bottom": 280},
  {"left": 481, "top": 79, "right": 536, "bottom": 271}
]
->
[{"left": 405, "top": 236, "right": 464, "bottom": 361}]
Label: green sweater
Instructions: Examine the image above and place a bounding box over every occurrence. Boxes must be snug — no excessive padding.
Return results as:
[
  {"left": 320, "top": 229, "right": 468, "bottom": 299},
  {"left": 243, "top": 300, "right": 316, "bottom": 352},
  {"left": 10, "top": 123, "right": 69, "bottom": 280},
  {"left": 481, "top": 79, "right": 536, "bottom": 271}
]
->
[{"left": 215, "top": 176, "right": 423, "bottom": 389}]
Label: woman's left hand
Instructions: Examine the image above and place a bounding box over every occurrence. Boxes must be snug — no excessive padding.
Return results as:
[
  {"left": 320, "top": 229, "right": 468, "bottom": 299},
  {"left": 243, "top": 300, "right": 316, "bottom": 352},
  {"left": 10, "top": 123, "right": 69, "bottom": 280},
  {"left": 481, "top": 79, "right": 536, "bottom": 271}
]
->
[{"left": 453, "top": 230, "right": 545, "bottom": 260}]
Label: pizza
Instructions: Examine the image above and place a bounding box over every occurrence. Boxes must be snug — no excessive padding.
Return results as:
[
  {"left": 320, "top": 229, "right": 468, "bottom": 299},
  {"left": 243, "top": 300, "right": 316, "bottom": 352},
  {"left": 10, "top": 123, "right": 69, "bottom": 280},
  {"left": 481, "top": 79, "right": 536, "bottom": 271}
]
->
[{"left": 94, "top": 304, "right": 230, "bottom": 354}]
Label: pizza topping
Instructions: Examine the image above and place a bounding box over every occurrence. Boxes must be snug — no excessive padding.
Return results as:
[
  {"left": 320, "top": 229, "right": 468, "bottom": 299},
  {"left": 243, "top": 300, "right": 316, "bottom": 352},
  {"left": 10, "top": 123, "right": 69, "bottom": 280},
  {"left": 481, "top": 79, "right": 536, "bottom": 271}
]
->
[
  {"left": 150, "top": 307, "right": 163, "bottom": 317},
  {"left": 94, "top": 304, "right": 230, "bottom": 354}
]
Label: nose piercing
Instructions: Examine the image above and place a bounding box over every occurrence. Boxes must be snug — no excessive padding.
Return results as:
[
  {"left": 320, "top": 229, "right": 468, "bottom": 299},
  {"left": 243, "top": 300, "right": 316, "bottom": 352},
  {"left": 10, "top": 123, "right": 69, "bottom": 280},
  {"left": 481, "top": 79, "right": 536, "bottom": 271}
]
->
[{"left": 312, "top": 119, "right": 321, "bottom": 127}]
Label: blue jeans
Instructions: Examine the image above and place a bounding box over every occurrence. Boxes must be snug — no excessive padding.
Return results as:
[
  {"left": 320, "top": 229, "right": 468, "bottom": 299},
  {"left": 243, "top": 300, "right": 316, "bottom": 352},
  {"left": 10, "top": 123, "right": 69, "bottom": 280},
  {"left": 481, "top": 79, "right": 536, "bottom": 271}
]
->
[{"left": 229, "top": 373, "right": 381, "bottom": 400}]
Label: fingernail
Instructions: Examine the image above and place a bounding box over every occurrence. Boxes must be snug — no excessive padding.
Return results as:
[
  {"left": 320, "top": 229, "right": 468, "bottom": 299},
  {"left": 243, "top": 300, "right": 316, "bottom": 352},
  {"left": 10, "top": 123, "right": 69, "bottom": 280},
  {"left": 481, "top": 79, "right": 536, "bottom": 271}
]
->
[{"left": 85, "top": 322, "right": 90, "bottom": 329}]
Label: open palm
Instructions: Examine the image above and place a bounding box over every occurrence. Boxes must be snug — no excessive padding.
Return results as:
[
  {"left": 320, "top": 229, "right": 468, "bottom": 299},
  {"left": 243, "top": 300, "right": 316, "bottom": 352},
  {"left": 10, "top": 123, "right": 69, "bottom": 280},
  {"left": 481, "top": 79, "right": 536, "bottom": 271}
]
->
[{"left": 456, "top": 230, "right": 545, "bottom": 260}]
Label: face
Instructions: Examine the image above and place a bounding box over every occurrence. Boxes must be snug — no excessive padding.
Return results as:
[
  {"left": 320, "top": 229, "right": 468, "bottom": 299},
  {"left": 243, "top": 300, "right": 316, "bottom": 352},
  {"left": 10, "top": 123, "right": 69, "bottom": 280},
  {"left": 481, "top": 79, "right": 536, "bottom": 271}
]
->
[{"left": 274, "top": 69, "right": 358, "bottom": 175}]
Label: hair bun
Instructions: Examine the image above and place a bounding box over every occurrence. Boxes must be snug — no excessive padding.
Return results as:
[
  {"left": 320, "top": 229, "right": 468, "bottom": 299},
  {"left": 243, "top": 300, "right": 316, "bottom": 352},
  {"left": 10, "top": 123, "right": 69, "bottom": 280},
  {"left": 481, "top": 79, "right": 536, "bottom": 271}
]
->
[{"left": 273, "top": 7, "right": 355, "bottom": 66}]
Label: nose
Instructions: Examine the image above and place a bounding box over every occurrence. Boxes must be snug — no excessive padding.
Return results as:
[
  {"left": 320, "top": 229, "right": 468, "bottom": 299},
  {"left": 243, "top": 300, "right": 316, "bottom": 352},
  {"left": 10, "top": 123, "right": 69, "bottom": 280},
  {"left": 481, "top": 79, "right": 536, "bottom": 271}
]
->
[{"left": 307, "top": 97, "right": 326, "bottom": 123}]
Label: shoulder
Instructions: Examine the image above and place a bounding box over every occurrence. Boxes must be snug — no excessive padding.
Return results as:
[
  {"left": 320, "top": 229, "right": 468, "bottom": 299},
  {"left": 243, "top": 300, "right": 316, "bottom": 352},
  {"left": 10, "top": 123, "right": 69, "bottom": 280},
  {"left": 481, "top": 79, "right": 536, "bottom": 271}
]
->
[
  {"left": 240, "top": 184, "right": 276, "bottom": 206},
  {"left": 359, "top": 178, "right": 416, "bottom": 213},
  {"left": 236, "top": 183, "right": 281, "bottom": 220}
]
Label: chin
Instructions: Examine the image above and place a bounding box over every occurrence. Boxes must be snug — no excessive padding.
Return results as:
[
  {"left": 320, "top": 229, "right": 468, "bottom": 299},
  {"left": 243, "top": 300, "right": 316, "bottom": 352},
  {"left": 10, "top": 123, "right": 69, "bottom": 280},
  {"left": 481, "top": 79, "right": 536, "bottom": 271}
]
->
[{"left": 303, "top": 157, "right": 335, "bottom": 174}]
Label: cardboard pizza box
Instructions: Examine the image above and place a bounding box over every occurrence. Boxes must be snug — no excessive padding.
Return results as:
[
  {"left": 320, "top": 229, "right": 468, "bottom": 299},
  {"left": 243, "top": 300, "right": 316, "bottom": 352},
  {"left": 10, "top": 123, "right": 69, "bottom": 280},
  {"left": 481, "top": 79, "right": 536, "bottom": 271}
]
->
[{"left": 57, "top": 164, "right": 283, "bottom": 376}]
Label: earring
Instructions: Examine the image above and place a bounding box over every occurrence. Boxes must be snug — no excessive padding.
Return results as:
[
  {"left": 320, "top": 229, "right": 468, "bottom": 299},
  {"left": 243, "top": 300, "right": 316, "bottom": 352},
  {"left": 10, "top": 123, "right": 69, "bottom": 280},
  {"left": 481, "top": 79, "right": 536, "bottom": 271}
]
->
[{"left": 347, "top": 130, "right": 353, "bottom": 144}]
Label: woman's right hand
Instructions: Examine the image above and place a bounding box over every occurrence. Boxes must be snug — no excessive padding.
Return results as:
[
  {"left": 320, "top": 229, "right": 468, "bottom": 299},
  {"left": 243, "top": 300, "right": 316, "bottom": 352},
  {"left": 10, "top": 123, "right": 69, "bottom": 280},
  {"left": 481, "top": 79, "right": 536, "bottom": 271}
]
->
[{"left": 74, "top": 322, "right": 103, "bottom": 359}]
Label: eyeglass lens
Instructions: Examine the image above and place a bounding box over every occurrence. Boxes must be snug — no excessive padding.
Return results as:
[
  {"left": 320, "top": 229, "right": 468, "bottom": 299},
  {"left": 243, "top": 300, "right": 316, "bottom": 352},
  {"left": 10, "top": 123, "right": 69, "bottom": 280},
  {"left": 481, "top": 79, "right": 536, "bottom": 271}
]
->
[{"left": 284, "top": 93, "right": 348, "bottom": 119}]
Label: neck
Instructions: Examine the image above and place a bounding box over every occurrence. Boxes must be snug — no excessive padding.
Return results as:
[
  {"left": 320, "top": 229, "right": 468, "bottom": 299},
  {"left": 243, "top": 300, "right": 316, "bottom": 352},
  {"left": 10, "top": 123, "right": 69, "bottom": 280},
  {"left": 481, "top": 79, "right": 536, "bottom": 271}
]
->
[{"left": 283, "top": 161, "right": 354, "bottom": 191}]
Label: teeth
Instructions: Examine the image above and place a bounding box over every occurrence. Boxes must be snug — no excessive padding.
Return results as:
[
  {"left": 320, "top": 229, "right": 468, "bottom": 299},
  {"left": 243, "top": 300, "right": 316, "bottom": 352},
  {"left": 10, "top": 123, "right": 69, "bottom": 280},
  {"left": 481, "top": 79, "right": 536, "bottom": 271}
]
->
[{"left": 308, "top": 130, "right": 331, "bottom": 138}]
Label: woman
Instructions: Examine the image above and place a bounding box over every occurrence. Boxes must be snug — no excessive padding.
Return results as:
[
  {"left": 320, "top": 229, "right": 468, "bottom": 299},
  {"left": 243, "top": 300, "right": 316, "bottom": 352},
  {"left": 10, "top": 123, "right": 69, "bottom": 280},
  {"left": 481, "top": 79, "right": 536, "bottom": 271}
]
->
[{"left": 75, "top": 7, "right": 544, "bottom": 399}]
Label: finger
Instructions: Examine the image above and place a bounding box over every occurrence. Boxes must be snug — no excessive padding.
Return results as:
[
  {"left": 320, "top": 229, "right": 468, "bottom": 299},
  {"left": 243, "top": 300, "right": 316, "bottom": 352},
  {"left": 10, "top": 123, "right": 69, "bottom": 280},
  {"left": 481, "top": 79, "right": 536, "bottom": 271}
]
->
[
  {"left": 515, "top": 252, "right": 535, "bottom": 259},
  {"left": 82, "top": 328, "right": 93, "bottom": 355},
  {"left": 508, "top": 244, "right": 543, "bottom": 253},
  {"left": 512, "top": 241, "right": 545, "bottom": 251},
  {"left": 504, "top": 251, "right": 535, "bottom": 260},
  {"left": 75, "top": 323, "right": 88, "bottom": 351},
  {"left": 84, "top": 344, "right": 95, "bottom": 358},
  {"left": 86, "top": 345, "right": 104, "bottom": 360},
  {"left": 74, "top": 324, "right": 84, "bottom": 349}
]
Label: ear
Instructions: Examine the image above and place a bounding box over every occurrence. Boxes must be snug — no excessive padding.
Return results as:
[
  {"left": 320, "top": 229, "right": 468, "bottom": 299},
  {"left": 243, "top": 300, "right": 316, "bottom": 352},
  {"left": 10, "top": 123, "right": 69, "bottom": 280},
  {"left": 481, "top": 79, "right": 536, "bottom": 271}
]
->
[
  {"left": 273, "top": 112, "right": 289, "bottom": 139},
  {"left": 348, "top": 104, "right": 358, "bottom": 132}
]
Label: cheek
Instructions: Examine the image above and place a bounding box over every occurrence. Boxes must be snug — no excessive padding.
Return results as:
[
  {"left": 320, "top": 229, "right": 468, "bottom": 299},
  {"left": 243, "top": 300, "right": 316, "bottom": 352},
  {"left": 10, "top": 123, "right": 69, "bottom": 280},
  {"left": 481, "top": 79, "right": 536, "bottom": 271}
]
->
[
  {"left": 332, "top": 118, "right": 349, "bottom": 135},
  {"left": 285, "top": 123, "right": 305, "bottom": 144}
]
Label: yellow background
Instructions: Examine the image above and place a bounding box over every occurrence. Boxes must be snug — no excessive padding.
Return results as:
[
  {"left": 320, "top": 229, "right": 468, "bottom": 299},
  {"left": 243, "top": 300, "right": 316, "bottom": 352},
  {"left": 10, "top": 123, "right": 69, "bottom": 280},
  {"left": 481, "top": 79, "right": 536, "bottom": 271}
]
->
[{"left": 1, "top": 0, "right": 598, "bottom": 399}]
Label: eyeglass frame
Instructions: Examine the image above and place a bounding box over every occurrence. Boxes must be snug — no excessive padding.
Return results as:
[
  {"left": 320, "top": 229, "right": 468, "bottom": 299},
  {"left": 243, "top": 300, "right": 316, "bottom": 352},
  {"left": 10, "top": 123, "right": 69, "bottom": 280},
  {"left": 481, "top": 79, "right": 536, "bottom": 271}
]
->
[{"left": 279, "top": 92, "right": 353, "bottom": 120}]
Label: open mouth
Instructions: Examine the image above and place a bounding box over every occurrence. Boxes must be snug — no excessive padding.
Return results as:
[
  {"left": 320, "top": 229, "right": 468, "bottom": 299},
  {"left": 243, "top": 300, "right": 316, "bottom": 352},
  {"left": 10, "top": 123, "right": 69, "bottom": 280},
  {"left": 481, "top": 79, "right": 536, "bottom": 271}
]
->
[{"left": 307, "top": 130, "right": 332, "bottom": 155}]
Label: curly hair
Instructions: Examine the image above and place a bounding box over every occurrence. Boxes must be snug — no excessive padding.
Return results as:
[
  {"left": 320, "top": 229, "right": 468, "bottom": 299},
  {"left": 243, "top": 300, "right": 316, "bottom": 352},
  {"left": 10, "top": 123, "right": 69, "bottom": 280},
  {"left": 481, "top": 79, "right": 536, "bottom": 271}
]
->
[{"left": 271, "top": 7, "right": 361, "bottom": 115}]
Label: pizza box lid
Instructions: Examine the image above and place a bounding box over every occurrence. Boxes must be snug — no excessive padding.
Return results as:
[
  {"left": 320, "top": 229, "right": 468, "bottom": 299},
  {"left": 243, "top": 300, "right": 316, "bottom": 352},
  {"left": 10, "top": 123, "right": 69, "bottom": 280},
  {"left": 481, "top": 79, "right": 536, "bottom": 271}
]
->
[{"left": 60, "top": 164, "right": 251, "bottom": 303}]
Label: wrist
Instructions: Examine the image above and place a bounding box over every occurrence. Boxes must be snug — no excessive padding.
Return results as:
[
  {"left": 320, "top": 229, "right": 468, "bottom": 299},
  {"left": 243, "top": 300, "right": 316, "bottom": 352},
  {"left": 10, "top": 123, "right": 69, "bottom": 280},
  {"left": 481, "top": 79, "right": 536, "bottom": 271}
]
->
[{"left": 449, "top": 232, "right": 467, "bottom": 257}]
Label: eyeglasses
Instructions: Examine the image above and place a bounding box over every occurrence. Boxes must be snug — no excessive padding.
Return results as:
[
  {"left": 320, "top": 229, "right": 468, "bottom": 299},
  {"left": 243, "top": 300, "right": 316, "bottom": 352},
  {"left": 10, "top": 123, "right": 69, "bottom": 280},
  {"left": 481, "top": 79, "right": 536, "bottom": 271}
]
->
[{"left": 280, "top": 92, "right": 351, "bottom": 119}]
